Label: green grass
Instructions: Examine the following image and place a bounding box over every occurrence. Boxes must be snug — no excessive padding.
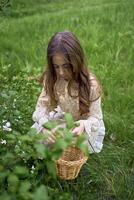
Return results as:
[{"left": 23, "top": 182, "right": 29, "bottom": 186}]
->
[{"left": 0, "top": 0, "right": 134, "bottom": 199}]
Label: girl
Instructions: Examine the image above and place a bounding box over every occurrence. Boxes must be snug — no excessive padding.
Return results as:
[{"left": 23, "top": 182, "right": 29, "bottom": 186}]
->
[{"left": 32, "top": 31, "right": 105, "bottom": 153}]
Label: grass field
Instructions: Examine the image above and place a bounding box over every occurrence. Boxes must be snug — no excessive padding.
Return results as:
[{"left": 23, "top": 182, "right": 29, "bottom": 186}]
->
[{"left": 0, "top": 0, "right": 134, "bottom": 199}]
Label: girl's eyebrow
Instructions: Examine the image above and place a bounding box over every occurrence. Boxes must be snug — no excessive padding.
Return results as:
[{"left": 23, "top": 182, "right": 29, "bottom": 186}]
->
[{"left": 53, "top": 63, "right": 69, "bottom": 66}]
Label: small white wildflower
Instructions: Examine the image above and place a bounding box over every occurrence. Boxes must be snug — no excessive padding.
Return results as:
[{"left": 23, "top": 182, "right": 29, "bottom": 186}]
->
[
  {"left": 3, "top": 125, "right": 12, "bottom": 132},
  {"left": 31, "top": 165, "right": 35, "bottom": 174},
  {"left": 18, "top": 116, "right": 21, "bottom": 119},
  {"left": 5, "top": 122, "right": 11, "bottom": 128},
  {"left": 14, "top": 98, "right": 17, "bottom": 102},
  {"left": 1, "top": 139, "right": 7, "bottom": 145},
  {"left": 3, "top": 121, "right": 12, "bottom": 131},
  {"left": 31, "top": 165, "right": 35, "bottom": 170}
]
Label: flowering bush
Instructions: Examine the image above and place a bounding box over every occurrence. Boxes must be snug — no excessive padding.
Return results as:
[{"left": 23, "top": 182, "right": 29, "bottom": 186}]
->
[{"left": 0, "top": 69, "right": 88, "bottom": 199}]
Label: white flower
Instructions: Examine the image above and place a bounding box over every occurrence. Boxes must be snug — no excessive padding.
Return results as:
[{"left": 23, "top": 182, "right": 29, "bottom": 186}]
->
[
  {"left": 31, "top": 165, "right": 35, "bottom": 174},
  {"left": 3, "top": 126, "right": 12, "bottom": 132},
  {"left": 5, "top": 122, "right": 11, "bottom": 128},
  {"left": 1, "top": 139, "right": 7, "bottom": 144},
  {"left": 3, "top": 121, "right": 12, "bottom": 132},
  {"left": 31, "top": 165, "right": 35, "bottom": 170}
]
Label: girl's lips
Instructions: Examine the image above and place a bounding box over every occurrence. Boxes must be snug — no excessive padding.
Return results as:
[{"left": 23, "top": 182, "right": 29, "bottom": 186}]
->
[
  {"left": 59, "top": 76, "right": 66, "bottom": 79},
  {"left": 58, "top": 75, "right": 70, "bottom": 81}
]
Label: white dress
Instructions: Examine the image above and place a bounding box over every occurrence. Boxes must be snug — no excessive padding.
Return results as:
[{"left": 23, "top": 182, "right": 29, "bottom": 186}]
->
[{"left": 31, "top": 75, "right": 105, "bottom": 154}]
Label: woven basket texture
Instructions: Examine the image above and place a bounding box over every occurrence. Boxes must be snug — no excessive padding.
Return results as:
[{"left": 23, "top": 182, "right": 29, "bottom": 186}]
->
[{"left": 56, "top": 147, "right": 88, "bottom": 180}]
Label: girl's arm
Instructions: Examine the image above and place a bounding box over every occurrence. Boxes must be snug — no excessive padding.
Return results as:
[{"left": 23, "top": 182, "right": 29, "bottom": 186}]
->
[
  {"left": 78, "top": 79, "right": 105, "bottom": 153},
  {"left": 31, "top": 79, "right": 65, "bottom": 133},
  {"left": 31, "top": 86, "right": 50, "bottom": 133},
  {"left": 81, "top": 97, "right": 105, "bottom": 153}
]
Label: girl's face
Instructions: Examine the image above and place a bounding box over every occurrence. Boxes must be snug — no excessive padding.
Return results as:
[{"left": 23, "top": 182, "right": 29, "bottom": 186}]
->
[{"left": 52, "top": 54, "right": 73, "bottom": 81}]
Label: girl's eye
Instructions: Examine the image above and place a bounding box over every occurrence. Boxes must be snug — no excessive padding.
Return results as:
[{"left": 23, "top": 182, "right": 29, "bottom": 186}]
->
[
  {"left": 62, "top": 64, "right": 70, "bottom": 68},
  {"left": 53, "top": 64, "right": 59, "bottom": 69},
  {"left": 53, "top": 63, "right": 70, "bottom": 69}
]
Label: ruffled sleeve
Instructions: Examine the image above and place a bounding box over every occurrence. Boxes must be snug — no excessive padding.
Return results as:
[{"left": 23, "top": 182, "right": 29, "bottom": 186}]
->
[
  {"left": 31, "top": 79, "right": 50, "bottom": 133},
  {"left": 31, "top": 79, "right": 65, "bottom": 133},
  {"left": 78, "top": 76, "right": 105, "bottom": 153}
]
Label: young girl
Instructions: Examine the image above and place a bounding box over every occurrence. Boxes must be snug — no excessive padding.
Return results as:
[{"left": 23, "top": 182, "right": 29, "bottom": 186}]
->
[{"left": 32, "top": 31, "right": 105, "bottom": 153}]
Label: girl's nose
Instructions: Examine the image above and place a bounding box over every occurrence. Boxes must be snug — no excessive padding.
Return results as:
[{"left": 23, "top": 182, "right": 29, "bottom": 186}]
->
[{"left": 59, "top": 67, "right": 64, "bottom": 76}]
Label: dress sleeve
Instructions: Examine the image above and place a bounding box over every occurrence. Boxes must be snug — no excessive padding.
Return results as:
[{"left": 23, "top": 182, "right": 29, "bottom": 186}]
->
[
  {"left": 32, "top": 88, "right": 50, "bottom": 122},
  {"left": 78, "top": 78, "right": 105, "bottom": 153},
  {"left": 31, "top": 78, "right": 51, "bottom": 133},
  {"left": 31, "top": 80, "right": 65, "bottom": 133}
]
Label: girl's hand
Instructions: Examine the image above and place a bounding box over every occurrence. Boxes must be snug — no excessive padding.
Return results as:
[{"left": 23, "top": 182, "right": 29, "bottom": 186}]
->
[
  {"left": 42, "top": 128, "right": 56, "bottom": 144},
  {"left": 71, "top": 122, "right": 85, "bottom": 136}
]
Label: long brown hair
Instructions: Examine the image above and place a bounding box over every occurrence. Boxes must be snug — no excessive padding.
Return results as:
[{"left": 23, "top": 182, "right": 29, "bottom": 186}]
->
[{"left": 40, "top": 31, "right": 101, "bottom": 115}]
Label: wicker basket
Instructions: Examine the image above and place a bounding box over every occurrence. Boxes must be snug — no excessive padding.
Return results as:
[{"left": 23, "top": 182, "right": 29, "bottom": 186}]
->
[{"left": 55, "top": 146, "right": 88, "bottom": 180}]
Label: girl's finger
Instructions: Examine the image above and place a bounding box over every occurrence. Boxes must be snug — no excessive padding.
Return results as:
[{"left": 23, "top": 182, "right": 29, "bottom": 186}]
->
[
  {"left": 72, "top": 127, "right": 79, "bottom": 133},
  {"left": 47, "top": 132, "right": 56, "bottom": 141},
  {"left": 49, "top": 133, "right": 56, "bottom": 140},
  {"left": 46, "top": 136, "right": 55, "bottom": 143}
]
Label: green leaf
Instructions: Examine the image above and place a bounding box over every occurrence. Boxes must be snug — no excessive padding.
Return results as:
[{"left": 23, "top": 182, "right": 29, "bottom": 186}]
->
[
  {"left": 8, "top": 174, "right": 19, "bottom": 187},
  {"left": 19, "top": 135, "right": 32, "bottom": 142},
  {"left": 34, "top": 143, "right": 46, "bottom": 158},
  {"left": 34, "top": 185, "right": 49, "bottom": 200},
  {"left": 19, "top": 181, "right": 32, "bottom": 200},
  {"left": 6, "top": 134, "right": 16, "bottom": 140},
  {"left": 3, "top": 153, "right": 15, "bottom": 165},
  {"left": 8, "top": 174, "right": 19, "bottom": 193},
  {"left": 75, "top": 134, "right": 88, "bottom": 155},
  {"left": 0, "top": 193, "right": 11, "bottom": 200},
  {"left": 43, "top": 121, "right": 57, "bottom": 130},
  {"left": 76, "top": 142, "right": 88, "bottom": 156},
  {"left": 76, "top": 134, "right": 87, "bottom": 145},
  {"left": 1, "top": 92, "right": 9, "bottom": 99},
  {"left": 64, "top": 131, "right": 73, "bottom": 143},
  {"left": 19, "top": 181, "right": 31, "bottom": 194},
  {"left": 64, "top": 113, "right": 75, "bottom": 129},
  {"left": 0, "top": 165, "right": 4, "bottom": 172},
  {"left": 51, "top": 149, "right": 63, "bottom": 160},
  {"left": 28, "top": 128, "right": 38, "bottom": 135},
  {"left": 0, "top": 172, "right": 8, "bottom": 181},
  {"left": 54, "top": 138, "right": 68, "bottom": 150},
  {"left": 46, "top": 160, "right": 56, "bottom": 179},
  {"left": 14, "top": 166, "right": 29, "bottom": 178}
]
